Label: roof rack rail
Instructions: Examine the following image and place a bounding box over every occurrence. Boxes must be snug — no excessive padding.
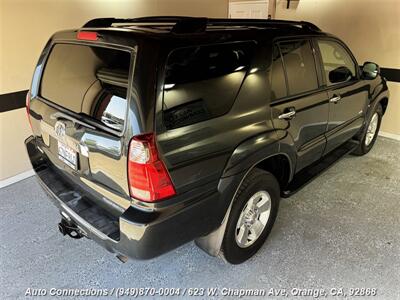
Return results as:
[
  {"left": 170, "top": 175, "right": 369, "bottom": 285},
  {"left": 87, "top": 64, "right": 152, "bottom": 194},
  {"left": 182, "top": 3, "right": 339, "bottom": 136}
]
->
[
  {"left": 83, "top": 16, "right": 196, "bottom": 27},
  {"left": 83, "top": 16, "right": 208, "bottom": 33},
  {"left": 82, "top": 16, "right": 321, "bottom": 33},
  {"left": 208, "top": 18, "right": 321, "bottom": 32}
]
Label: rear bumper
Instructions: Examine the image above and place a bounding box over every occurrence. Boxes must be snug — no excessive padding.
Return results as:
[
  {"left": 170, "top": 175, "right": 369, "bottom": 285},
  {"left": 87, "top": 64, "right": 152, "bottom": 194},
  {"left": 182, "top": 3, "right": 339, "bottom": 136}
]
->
[{"left": 25, "top": 136, "right": 221, "bottom": 259}]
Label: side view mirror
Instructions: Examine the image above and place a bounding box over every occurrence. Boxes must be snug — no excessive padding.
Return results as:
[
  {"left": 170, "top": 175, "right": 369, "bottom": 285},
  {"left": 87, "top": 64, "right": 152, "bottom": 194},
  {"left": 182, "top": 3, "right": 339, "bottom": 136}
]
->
[
  {"left": 362, "top": 62, "right": 380, "bottom": 80},
  {"left": 329, "top": 66, "right": 353, "bottom": 84}
]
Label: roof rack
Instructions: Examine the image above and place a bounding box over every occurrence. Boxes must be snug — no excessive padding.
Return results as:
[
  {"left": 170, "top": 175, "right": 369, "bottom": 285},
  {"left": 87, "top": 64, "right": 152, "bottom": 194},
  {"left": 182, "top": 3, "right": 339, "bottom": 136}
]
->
[
  {"left": 82, "top": 16, "right": 321, "bottom": 33},
  {"left": 208, "top": 18, "right": 321, "bottom": 32}
]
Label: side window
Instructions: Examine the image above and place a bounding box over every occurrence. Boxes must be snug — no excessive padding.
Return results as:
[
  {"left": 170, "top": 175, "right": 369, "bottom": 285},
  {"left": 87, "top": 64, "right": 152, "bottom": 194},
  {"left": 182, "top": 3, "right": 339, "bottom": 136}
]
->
[
  {"left": 270, "top": 45, "right": 287, "bottom": 100},
  {"left": 279, "top": 40, "right": 319, "bottom": 96},
  {"left": 163, "top": 42, "right": 253, "bottom": 130},
  {"left": 317, "top": 40, "right": 357, "bottom": 86}
]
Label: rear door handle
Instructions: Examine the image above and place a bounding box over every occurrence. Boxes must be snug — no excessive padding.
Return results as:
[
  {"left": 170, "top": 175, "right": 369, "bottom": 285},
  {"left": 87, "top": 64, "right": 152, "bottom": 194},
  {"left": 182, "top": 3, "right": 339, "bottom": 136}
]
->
[
  {"left": 329, "top": 95, "right": 341, "bottom": 104},
  {"left": 278, "top": 107, "right": 296, "bottom": 120}
]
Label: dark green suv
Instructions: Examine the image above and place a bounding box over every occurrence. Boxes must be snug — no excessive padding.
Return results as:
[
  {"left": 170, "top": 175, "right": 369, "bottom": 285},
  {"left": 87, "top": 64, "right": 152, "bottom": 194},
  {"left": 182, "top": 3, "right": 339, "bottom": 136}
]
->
[{"left": 25, "top": 17, "right": 389, "bottom": 264}]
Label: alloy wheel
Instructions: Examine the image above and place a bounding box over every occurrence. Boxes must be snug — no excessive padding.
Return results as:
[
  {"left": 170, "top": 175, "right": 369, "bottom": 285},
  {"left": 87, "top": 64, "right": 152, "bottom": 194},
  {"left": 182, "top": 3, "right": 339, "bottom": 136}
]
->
[
  {"left": 235, "top": 190, "right": 271, "bottom": 248},
  {"left": 365, "top": 112, "right": 379, "bottom": 146}
]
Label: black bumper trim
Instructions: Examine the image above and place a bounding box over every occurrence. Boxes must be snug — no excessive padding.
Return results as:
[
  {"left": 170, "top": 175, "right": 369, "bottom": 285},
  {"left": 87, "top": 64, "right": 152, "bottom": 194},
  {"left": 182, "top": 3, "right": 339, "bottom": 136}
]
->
[{"left": 25, "top": 136, "right": 223, "bottom": 259}]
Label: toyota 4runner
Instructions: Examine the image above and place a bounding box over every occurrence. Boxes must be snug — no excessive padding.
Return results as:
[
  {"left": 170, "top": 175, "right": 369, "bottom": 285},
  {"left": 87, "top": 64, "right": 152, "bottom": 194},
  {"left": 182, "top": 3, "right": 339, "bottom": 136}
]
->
[{"left": 25, "top": 17, "right": 389, "bottom": 264}]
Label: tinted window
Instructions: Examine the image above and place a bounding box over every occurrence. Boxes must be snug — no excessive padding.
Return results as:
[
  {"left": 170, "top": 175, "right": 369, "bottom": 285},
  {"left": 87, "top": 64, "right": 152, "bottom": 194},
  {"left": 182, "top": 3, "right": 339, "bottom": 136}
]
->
[
  {"left": 279, "top": 40, "right": 318, "bottom": 95},
  {"left": 40, "top": 44, "right": 131, "bottom": 131},
  {"left": 270, "top": 46, "right": 287, "bottom": 100},
  {"left": 163, "top": 42, "right": 253, "bottom": 129},
  {"left": 317, "top": 40, "right": 356, "bottom": 86}
]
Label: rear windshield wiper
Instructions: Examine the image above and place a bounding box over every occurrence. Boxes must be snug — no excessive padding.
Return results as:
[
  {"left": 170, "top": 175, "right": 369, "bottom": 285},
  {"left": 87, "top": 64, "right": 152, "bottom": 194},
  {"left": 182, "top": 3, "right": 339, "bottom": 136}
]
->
[{"left": 51, "top": 111, "right": 96, "bottom": 130}]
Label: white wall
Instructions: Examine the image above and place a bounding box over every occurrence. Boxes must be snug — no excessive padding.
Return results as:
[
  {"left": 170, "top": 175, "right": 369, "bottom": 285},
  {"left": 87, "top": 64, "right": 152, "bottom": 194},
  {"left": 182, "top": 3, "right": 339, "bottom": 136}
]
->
[
  {"left": 0, "top": 0, "right": 228, "bottom": 182},
  {"left": 1, "top": 0, "right": 228, "bottom": 94}
]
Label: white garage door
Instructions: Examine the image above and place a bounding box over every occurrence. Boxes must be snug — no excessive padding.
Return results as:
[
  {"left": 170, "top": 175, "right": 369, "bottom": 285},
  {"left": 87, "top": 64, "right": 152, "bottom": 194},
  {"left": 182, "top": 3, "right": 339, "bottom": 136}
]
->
[{"left": 229, "top": 0, "right": 269, "bottom": 19}]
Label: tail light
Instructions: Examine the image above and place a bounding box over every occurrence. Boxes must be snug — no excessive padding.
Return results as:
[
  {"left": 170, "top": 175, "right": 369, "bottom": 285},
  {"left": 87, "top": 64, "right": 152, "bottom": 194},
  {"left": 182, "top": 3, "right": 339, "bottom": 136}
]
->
[
  {"left": 26, "top": 90, "right": 33, "bottom": 131},
  {"left": 128, "top": 133, "right": 176, "bottom": 202}
]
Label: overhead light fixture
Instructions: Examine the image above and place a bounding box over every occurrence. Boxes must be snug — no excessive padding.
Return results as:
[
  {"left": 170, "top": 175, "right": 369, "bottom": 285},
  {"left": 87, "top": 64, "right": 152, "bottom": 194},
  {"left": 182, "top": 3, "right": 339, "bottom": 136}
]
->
[{"left": 286, "top": 0, "right": 300, "bottom": 9}]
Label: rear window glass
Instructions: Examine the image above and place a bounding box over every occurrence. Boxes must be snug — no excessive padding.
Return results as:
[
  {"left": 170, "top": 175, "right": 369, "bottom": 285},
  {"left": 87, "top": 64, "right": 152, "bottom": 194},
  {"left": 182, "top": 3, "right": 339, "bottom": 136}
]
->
[
  {"left": 163, "top": 42, "right": 254, "bottom": 130},
  {"left": 40, "top": 44, "right": 131, "bottom": 131}
]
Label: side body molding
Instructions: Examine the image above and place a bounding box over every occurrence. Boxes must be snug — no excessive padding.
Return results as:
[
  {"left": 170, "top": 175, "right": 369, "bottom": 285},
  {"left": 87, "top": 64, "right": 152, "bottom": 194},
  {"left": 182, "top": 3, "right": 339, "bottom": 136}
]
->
[{"left": 195, "top": 130, "right": 296, "bottom": 257}]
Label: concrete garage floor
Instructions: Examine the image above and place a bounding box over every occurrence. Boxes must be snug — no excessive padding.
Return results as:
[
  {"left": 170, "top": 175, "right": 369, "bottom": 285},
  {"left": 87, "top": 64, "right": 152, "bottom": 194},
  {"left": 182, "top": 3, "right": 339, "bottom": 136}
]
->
[{"left": 1, "top": 137, "right": 399, "bottom": 300}]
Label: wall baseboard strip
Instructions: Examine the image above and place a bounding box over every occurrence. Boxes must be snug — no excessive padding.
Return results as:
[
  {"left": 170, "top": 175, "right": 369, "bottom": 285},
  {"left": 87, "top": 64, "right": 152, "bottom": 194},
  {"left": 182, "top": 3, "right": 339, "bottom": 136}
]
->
[
  {"left": 379, "top": 131, "right": 400, "bottom": 141},
  {"left": 0, "top": 169, "right": 35, "bottom": 189}
]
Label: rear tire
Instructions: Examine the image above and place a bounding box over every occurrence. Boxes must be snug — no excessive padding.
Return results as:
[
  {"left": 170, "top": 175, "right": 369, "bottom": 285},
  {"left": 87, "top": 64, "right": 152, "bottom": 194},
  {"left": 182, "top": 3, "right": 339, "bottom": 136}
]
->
[
  {"left": 221, "top": 169, "right": 280, "bottom": 264},
  {"left": 352, "top": 104, "right": 382, "bottom": 156}
]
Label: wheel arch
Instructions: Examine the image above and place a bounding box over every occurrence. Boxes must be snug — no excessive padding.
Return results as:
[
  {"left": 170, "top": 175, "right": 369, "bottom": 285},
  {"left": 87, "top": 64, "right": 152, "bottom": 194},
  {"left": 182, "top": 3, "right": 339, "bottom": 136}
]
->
[
  {"left": 379, "top": 97, "right": 389, "bottom": 115},
  {"left": 195, "top": 133, "right": 295, "bottom": 257},
  {"left": 221, "top": 130, "right": 296, "bottom": 180},
  {"left": 368, "top": 78, "right": 389, "bottom": 117},
  {"left": 253, "top": 153, "right": 292, "bottom": 191}
]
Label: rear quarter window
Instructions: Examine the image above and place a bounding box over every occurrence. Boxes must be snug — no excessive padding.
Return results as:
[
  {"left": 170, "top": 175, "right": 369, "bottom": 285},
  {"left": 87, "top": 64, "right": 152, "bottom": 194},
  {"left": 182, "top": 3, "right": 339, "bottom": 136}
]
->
[
  {"left": 270, "top": 45, "right": 288, "bottom": 100},
  {"left": 162, "top": 42, "right": 254, "bottom": 130},
  {"left": 40, "top": 43, "right": 132, "bottom": 132},
  {"left": 278, "top": 40, "right": 319, "bottom": 96}
]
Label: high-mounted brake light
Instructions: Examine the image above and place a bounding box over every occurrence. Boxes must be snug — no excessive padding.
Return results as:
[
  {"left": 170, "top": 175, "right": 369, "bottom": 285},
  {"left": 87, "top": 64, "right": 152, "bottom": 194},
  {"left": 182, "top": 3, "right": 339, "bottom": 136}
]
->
[
  {"left": 26, "top": 91, "right": 33, "bottom": 131},
  {"left": 77, "top": 31, "right": 98, "bottom": 41},
  {"left": 128, "top": 133, "right": 176, "bottom": 202}
]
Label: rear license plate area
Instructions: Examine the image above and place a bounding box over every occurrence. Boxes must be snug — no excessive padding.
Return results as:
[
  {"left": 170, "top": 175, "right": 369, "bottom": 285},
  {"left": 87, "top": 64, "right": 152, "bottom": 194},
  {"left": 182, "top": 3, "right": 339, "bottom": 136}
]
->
[{"left": 58, "top": 141, "right": 78, "bottom": 170}]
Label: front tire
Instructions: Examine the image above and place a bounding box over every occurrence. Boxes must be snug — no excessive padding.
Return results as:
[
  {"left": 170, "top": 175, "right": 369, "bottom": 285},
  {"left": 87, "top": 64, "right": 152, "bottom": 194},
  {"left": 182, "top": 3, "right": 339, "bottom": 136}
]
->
[
  {"left": 221, "top": 169, "right": 280, "bottom": 264},
  {"left": 352, "top": 104, "right": 382, "bottom": 156}
]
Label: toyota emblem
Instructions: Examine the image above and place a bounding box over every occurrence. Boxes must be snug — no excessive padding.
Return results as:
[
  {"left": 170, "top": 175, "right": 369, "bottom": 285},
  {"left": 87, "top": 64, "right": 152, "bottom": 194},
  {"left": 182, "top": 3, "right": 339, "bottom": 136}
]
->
[{"left": 54, "top": 121, "right": 66, "bottom": 137}]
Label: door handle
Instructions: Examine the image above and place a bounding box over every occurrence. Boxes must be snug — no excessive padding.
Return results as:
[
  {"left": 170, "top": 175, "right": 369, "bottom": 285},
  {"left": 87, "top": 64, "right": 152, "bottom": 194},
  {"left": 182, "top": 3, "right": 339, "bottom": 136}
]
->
[
  {"left": 278, "top": 107, "right": 296, "bottom": 120},
  {"left": 330, "top": 95, "right": 341, "bottom": 104}
]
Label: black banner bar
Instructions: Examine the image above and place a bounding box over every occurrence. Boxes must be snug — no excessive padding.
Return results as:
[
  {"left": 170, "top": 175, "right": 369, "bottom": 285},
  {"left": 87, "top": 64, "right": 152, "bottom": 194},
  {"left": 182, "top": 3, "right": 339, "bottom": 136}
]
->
[
  {"left": 0, "top": 90, "right": 28, "bottom": 113},
  {"left": 381, "top": 68, "right": 400, "bottom": 83}
]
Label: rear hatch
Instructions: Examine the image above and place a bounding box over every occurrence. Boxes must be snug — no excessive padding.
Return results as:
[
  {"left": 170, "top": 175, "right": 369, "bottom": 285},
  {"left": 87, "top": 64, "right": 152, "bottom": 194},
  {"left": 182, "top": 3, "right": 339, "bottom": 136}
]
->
[{"left": 29, "top": 40, "right": 135, "bottom": 211}]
